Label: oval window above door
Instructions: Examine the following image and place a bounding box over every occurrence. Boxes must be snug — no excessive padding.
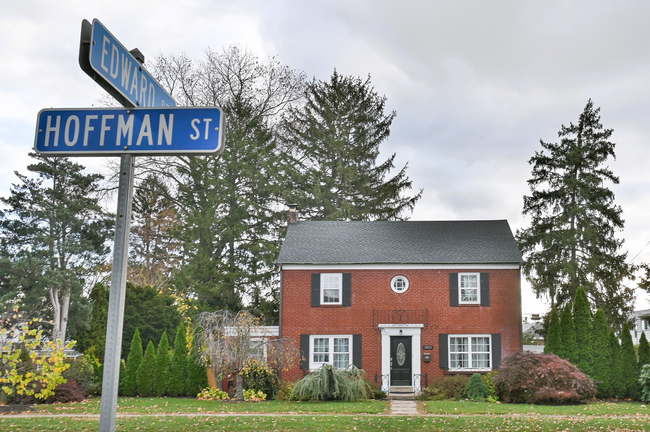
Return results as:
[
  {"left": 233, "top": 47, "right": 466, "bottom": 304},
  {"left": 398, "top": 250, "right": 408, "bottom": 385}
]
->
[{"left": 396, "top": 342, "right": 406, "bottom": 366}]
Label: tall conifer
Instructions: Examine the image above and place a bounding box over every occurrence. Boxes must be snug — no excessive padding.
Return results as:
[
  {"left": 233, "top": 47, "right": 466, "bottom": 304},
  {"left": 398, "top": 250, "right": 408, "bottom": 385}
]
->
[
  {"left": 185, "top": 329, "right": 208, "bottom": 396},
  {"left": 591, "top": 309, "right": 612, "bottom": 397},
  {"left": 544, "top": 306, "right": 562, "bottom": 355},
  {"left": 608, "top": 328, "right": 623, "bottom": 398},
  {"left": 573, "top": 287, "right": 594, "bottom": 375},
  {"left": 559, "top": 304, "right": 577, "bottom": 363},
  {"left": 620, "top": 322, "right": 639, "bottom": 399},
  {"left": 154, "top": 331, "right": 171, "bottom": 397},
  {"left": 168, "top": 322, "right": 188, "bottom": 397},
  {"left": 639, "top": 332, "right": 650, "bottom": 370},
  {"left": 137, "top": 341, "right": 156, "bottom": 397},
  {"left": 120, "top": 328, "right": 143, "bottom": 397}
]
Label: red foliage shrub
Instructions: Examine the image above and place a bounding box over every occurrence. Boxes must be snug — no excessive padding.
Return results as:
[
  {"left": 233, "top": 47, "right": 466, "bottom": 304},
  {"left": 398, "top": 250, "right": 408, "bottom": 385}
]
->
[
  {"left": 494, "top": 351, "right": 596, "bottom": 404},
  {"left": 21, "top": 380, "right": 86, "bottom": 404}
]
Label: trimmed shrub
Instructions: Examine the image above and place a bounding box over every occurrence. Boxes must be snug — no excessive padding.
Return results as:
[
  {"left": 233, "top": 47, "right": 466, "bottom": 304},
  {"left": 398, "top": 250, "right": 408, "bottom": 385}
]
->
[
  {"left": 608, "top": 329, "right": 623, "bottom": 398},
  {"left": 62, "top": 356, "right": 101, "bottom": 397},
  {"left": 153, "top": 332, "right": 171, "bottom": 397},
  {"left": 620, "top": 322, "right": 640, "bottom": 399},
  {"left": 186, "top": 329, "right": 208, "bottom": 397},
  {"left": 275, "top": 380, "right": 295, "bottom": 401},
  {"left": 21, "top": 381, "right": 85, "bottom": 404},
  {"left": 544, "top": 306, "right": 562, "bottom": 355},
  {"left": 290, "top": 365, "right": 370, "bottom": 401},
  {"left": 168, "top": 323, "right": 188, "bottom": 397},
  {"left": 463, "top": 373, "right": 489, "bottom": 401},
  {"left": 591, "top": 309, "right": 613, "bottom": 397},
  {"left": 240, "top": 359, "right": 279, "bottom": 399},
  {"left": 639, "top": 364, "right": 650, "bottom": 403},
  {"left": 136, "top": 341, "right": 156, "bottom": 397},
  {"left": 120, "top": 328, "right": 143, "bottom": 397},
  {"left": 559, "top": 303, "right": 577, "bottom": 363},
  {"left": 420, "top": 375, "right": 470, "bottom": 401},
  {"left": 639, "top": 332, "right": 650, "bottom": 370},
  {"left": 573, "top": 287, "right": 594, "bottom": 375},
  {"left": 494, "top": 351, "right": 596, "bottom": 404}
]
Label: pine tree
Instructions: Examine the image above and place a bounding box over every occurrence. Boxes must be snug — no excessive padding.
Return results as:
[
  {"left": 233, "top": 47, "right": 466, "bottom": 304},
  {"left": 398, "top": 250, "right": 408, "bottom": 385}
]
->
[
  {"left": 516, "top": 100, "right": 633, "bottom": 329},
  {"left": 544, "top": 306, "right": 562, "bottom": 355},
  {"left": 573, "top": 287, "right": 594, "bottom": 375},
  {"left": 559, "top": 304, "right": 577, "bottom": 363},
  {"left": 282, "top": 70, "right": 422, "bottom": 221},
  {"left": 608, "top": 328, "right": 623, "bottom": 398},
  {"left": 137, "top": 341, "right": 156, "bottom": 397},
  {"left": 620, "top": 322, "right": 639, "bottom": 399},
  {"left": 639, "top": 332, "right": 650, "bottom": 370},
  {"left": 168, "top": 323, "right": 188, "bottom": 397},
  {"left": 153, "top": 331, "right": 171, "bottom": 397},
  {"left": 185, "top": 329, "right": 208, "bottom": 397},
  {"left": 591, "top": 309, "right": 612, "bottom": 397},
  {"left": 120, "top": 328, "right": 143, "bottom": 397}
]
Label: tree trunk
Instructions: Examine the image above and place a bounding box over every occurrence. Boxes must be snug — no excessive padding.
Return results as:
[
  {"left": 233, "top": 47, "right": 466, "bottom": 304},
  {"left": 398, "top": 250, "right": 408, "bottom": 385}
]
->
[{"left": 236, "top": 372, "right": 244, "bottom": 401}]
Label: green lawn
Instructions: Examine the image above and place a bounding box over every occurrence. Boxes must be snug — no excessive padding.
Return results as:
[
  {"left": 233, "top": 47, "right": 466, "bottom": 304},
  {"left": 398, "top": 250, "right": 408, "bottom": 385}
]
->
[{"left": 1, "top": 398, "right": 650, "bottom": 431}]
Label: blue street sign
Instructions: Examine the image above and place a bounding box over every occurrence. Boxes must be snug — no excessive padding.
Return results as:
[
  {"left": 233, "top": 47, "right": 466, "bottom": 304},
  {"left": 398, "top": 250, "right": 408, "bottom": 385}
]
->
[
  {"left": 34, "top": 107, "right": 224, "bottom": 156},
  {"left": 88, "top": 19, "right": 175, "bottom": 108}
]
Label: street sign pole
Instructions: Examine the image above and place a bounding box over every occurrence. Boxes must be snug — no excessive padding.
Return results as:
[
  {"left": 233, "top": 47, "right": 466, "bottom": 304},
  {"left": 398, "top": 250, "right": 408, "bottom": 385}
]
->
[{"left": 99, "top": 153, "right": 134, "bottom": 432}]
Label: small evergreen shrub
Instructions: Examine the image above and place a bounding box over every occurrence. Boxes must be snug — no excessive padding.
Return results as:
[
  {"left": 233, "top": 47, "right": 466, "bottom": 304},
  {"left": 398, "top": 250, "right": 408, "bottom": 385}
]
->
[
  {"left": 240, "top": 359, "right": 279, "bottom": 399},
  {"left": 639, "top": 364, "right": 650, "bottom": 403},
  {"left": 494, "top": 351, "right": 597, "bottom": 404},
  {"left": 197, "top": 387, "right": 230, "bottom": 400},
  {"left": 483, "top": 370, "right": 499, "bottom": 402},
  {"left": 275, "top": 380, "right": 295, "bottom": 401},
  {"left": 420, "top": 375, "right": 470, "bottom": 400},
  {"left": 62, "top": 356, "right": 101, "bottom": 397},
  {"left": 365, "top": 379, "right": 387, "bottom": 400},
  {"left": 290, "top": 365, "right": 370, "bottom": 401},
  {"left": 463, "top": 373, "right": 489, "bottom": 401}
]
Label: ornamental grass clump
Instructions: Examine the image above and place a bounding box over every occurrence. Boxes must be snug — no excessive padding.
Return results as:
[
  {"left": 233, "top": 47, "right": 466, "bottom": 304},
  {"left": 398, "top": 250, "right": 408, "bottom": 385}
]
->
[{"left": 290, "top": 364, "right": 370, "bottom": 401}]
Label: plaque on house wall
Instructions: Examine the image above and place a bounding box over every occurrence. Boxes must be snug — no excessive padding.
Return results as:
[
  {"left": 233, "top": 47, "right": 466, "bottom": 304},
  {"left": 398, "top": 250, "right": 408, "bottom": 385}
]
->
[{"left": 423, "top": 345, "right": 434, "bottom": 350}]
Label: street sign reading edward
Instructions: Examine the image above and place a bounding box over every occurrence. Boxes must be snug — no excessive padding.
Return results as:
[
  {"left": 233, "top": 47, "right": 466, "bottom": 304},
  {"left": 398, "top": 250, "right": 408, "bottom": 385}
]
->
[
  {"left": 79, "top": 19, "right": 176, "bottom": 108},
  {"left": 34, "top": 107, "right": 224, "bottom": 156}
]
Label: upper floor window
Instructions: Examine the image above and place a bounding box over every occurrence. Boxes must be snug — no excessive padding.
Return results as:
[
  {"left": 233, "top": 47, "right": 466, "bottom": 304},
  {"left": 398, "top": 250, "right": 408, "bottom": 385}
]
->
[
  {"left": 459, "top": 273, "right": 480, "bottom": 304},
  {"left": 321, "top": 273, "right": 342, "bottom": 305},
  {"left": 391, "top": 275, "right": 409, "bottom": 293}
]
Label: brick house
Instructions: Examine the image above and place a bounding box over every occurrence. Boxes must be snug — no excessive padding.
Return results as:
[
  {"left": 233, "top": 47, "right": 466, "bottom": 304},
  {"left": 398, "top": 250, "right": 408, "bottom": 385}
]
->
[{"left": 276, "top": 215, "right": 523, "bottom": 393}]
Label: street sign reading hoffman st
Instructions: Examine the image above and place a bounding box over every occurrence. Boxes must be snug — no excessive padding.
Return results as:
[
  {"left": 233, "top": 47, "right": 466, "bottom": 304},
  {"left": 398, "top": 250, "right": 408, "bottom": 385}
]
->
[
  {"left": 34, "top": 107, "right": 224, "bottom": 156},
  {"left": 79, "top": 18, "right": 176, "bottom": 108}
]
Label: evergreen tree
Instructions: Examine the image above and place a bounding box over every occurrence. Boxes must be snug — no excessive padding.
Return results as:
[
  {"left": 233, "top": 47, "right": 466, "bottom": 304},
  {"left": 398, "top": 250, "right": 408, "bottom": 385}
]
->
[
  {"left": 282, "top": 70, "right": 422, "bottom": 221},
  {"left": 137, "top": 341, "right": 156, "bottom": 397},
  {"left": 154, "top": 331, "right": 172, "bottom": 397},
  {"left": 75, "top": 283, "right": 109, "bottom": 360},
  {"left": 185, "top": 328, "right": 208, "bottom": 396},
  {"left": 591, "top": 309, "right": 612, "bottom": 397},
  {"left": 608, "top": 328, "right": 623, "bottom": 398},
  {"left": 544, "top": 306, "right": 562, "bottom": 355},
  {"left": 620, "top": 322, "right": 639, "bottom": 399},
  {"left": 120, "top": 328, "right": 143, "bottom": 397},
  {"left": 516, "top": 100, "right": 633, "bottom": 329},
  {"left": 0, "top": 152, "right": 112, "bottom": 342},
  {"left": 149, "top": 46, "right": 307, "bottom": 315},
  {"left": 573, "top": 287, "right": 594, "bottom": 375},
  {"left": 559, "top": 304, "right": 577, "bottom": 363},
  {"left": 168, "top": 322, "right": 188, "bottom": 397},
  {"left": 639, "top": 332, "right": 650, "bottom": 370}
]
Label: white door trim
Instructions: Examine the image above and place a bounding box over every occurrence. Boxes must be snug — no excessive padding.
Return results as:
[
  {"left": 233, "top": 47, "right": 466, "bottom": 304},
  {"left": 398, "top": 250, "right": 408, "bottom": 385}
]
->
[{"left": 378, "top": 324, "right": 423, "bottom": 392}]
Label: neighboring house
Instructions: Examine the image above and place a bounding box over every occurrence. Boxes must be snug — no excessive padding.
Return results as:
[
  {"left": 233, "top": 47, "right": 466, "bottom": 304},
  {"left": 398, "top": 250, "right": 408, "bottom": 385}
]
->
[
  {"left": 277, "top": 213, "right": 523, "bottom": 394},
  {"left": 631, "top": 309, "right": 650, "bottom": 345}
]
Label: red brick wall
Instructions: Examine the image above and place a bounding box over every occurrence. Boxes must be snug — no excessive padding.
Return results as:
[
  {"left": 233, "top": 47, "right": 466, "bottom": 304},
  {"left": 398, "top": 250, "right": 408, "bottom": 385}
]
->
[{"left": 280, "top": 268, "right": 522, "bottom": 382}]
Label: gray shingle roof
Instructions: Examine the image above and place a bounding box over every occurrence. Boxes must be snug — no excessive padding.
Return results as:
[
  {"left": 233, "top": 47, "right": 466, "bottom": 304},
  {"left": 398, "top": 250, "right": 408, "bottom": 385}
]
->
[{"left": 276, "top": 220, "right": 522, "bottom": 265}]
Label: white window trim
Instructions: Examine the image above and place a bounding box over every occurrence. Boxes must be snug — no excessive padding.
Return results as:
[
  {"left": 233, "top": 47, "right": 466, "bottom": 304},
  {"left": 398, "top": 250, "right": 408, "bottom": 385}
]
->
[
  {"left": 320, "top": 273, "right": 343, "bottom": 305},
  {"left": 448, "top": 334, "right": 492, "bottom": 372},
  {"left": 309, "top": 334, "right": 352, "bottom": 370},
  {"left": 459, "top": 272, "right": 481, "bottom": 305},
  {"left": 391, "top": 275, "right": 409, "bottom": 293}
]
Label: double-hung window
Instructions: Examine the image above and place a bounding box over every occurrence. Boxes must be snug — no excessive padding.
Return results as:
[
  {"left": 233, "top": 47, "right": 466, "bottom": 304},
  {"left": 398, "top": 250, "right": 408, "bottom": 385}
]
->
[
  {"left": 310, "top": 335, "right": 351, "bottom": 369},
  {"left": 459, "top": 273, "right": 480, "bottom": 304},
  {"left": 448, "top": 335, "right": 491, "bottom": 371},
  {"left": 321, "top": 273, "right": 342, "bottom": 305}
]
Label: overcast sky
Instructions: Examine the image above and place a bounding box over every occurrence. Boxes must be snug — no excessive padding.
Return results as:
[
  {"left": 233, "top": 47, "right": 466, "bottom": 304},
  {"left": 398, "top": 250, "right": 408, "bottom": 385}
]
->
[{"left": 2, "top": 1, "right": 650, "bottom": 316}]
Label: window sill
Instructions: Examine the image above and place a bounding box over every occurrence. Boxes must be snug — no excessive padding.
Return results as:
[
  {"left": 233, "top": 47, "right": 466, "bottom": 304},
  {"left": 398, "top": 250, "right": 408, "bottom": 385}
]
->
[
  {"left": 319, "top": 304, "right": 343, "bottom": 308},
  {"left": 457, "top": 303, "right": 481, "bottom": 307}
]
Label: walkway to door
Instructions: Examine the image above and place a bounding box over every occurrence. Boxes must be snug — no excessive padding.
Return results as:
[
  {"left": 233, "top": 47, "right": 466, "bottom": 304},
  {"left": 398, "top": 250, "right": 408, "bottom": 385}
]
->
[{"left": 389, "top": 400, "right": 419, "bottom": 416}]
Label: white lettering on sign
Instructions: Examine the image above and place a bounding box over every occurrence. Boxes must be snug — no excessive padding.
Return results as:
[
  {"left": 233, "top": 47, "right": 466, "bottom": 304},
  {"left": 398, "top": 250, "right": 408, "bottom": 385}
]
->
[
  {"left": 40, "top": 113, "right": 176, "bottom": 148},
  {"left": 190, "top": 118, "right": 213, "bottom": 140}
]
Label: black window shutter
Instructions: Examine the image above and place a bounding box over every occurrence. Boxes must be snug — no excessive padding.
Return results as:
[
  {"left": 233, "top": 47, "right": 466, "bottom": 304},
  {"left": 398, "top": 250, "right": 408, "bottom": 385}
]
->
[
  {"left": 491, "top": 334, "right": 501, "bottom": 369},
  {"left": 480, "top": 273, "right": 490, "bottom": 306},
  {"left": 439, "top": 334, "right": 449, "bottom": 368},
  {"left": 449, "top": 273, "right": 459, "bottom": 307},
  {"left": 342, "top": 273, "right": 352, "bottom": 307},
  {"left": 352, "top": 334, "right": 362, "bottom": 368},
  {"left": 300, "top": 334, "right": 310, "bottom": 370},
  {"left": 311, "top": 274, "right": 320, "bottom": 307}
]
